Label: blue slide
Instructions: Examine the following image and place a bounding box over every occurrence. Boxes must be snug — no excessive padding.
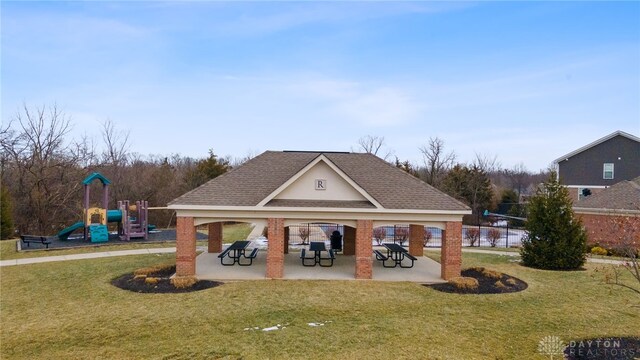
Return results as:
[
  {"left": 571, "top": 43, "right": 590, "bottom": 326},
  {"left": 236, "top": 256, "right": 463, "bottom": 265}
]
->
[{"left": 57, "top": 221, "right": 85, "bottom": 241}]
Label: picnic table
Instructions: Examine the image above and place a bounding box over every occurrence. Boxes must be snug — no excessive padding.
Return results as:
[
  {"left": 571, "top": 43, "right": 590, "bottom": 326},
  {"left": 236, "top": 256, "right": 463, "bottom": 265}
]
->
[
  {"left": 373, "top": 243, "right": 417, "bottom": 268},
  {"left": 300, "top": 241, "right": 335, "bottom": 267},
  {"left": 218, "top": 241, "right": 259, "bottom": 266}
]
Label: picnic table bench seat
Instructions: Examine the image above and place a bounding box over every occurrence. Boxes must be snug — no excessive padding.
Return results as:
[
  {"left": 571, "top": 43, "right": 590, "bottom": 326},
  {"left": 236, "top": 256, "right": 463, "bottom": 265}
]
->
[
  {"left": 217, "top": 248, "right": 231, "bottom": 259},
  {"left": 238, "top": 248, "right": 259, "bottom": 266},
  {"left": 20, "top": 235, "right": 53, "bottom": 249}
]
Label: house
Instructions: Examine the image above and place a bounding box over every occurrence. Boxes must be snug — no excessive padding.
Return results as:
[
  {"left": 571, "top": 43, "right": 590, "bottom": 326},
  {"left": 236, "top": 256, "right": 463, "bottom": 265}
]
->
[
  {"left": 574, "top": 177, "right": 640, "bottom": 249},
  {"left": 553, "top": 131, "right": 640, "bottom": 203},
  {"left": 168, "top": 151, "right": 471, "bottom": 281}
]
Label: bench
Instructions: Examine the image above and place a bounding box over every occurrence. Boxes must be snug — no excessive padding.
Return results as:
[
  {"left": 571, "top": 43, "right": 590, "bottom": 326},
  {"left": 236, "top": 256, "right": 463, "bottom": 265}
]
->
[
  {"left": 373, "top": 250, "right": 388, "bottom": 261},
  {"left": 217, "top": 248, "right": 231, "bottom": 258},
  {"left": 399, "top": 253, "right": 417, "bottom": 268},
  {"left": 374, "top": 249, "right": 398, "bottom": 268},
  {"left": 238, "top": 248, "right": 259, "bottom": 266},
  {"left": 319, "top": 249, "right": 335, "bottom": 267},
  {"left": 20, "top": 235, "right": 53, "bottom": 249},
  {"left": 300, "top": 249, "right": 316, "bottom": 267}
]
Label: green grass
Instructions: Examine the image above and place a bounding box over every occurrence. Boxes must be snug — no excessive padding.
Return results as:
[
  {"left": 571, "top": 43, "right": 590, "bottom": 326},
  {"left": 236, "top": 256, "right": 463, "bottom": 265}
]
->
[
  {"left": 0, "top": 224, "right": 252, "bottom": 261},
  {"left": 1, "top": 252, "right": 637, "bottom": 359}
]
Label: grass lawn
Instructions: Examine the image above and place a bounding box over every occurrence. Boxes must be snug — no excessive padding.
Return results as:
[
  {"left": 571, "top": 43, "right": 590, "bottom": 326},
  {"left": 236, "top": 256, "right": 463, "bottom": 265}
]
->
[
  {"left": 0, "top": 223, "right": 252, "bottom": 261},
  {"left": 1, "top": 252, "right": 637, "bottom": 359}
]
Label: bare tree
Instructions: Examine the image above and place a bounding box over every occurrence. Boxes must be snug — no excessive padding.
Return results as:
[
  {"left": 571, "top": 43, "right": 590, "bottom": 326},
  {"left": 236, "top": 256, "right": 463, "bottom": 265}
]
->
[
  {"left": 504, "top": 162, "right": 529, "bottom": 198},
  {"left": 101, "top": 119, "right": 130, "bottom": 166},
  {"left": 352, "top": 135, "right": 393, "bottom": 160},
  {"left": 473, "top": 152, "right": 501, "bottom": 173},
  {"left": 1, "top": 104, "right": 90, "bottom": 233},
  {"left": 419, "top": 137, "right": 456, "bottom": 187}
]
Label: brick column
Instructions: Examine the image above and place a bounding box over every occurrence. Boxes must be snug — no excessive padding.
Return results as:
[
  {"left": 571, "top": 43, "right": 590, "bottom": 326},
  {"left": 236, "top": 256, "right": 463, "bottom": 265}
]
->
[
  {"left": 266, "top": 218, "right": 285, "bottom": 279},
  {"left": 176, "top": 216, "right": 196, "bottom": 276},
  {"left": 409, "top": 224, "right": 424, "bottom": 257},
  {"left": 207, "top": 222, "right": 222, "bottom": 253},
  {"left": 355, "top": 220, "right": 373, "bottom": 279},
  {"left": 343, "top": 226, "right": 356, "bottom": 255},
  {"left": 284, "top": 227, "right": 289, "bottom": 254},
  {"left": 441, "top": 221, "right": 462, "bottom": 280}
]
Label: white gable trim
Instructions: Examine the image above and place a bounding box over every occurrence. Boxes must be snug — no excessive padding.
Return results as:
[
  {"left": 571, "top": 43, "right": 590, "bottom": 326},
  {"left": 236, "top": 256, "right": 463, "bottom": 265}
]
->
[{"left": 256, "top": 154, "right": 383, "bottom": 208}]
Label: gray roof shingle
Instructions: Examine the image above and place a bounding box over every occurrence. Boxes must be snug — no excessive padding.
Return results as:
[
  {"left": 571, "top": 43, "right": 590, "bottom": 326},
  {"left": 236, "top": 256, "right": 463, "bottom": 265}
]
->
[
  {"left": 575, "top": 177, "right": 640, "bottom": 211},
  {"left": 169, "top": 151, "right": 470, "bottom": 211}
]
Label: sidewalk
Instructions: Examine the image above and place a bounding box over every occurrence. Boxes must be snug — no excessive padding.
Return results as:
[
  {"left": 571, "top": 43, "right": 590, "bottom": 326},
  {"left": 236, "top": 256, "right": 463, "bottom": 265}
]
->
[
  {"left": 1, "top": 247, "right": 627, "bottom": 267},
  {"left": 1, "top": 247, "right": 204, "bottom": 267}
]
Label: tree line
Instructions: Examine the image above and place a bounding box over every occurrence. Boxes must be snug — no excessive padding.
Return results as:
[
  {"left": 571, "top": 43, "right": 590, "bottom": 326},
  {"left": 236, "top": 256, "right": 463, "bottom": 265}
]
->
[
  {"left": 354, "top": 135, "right": 549, "bottom": 224},
  {"left": 1, "top": 104, "right": 548, "bottom": 239},
  {"left": 0, "top": 104, "right": 239, "bottom": 237}
]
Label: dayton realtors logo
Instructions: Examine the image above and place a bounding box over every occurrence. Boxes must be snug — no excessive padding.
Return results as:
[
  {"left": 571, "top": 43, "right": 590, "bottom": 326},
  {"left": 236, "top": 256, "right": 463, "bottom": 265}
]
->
[
  {"left": 538, "top": 336, "right": 565, "bottom": 359},
  {"left": 565, "top": 338, "right": 638, "bottom": 359}
]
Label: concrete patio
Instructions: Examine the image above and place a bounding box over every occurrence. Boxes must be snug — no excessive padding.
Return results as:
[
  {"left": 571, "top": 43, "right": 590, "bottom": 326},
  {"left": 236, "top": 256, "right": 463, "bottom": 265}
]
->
[{"left": 195, "top": 246, "right": 445, "bottom": 283}]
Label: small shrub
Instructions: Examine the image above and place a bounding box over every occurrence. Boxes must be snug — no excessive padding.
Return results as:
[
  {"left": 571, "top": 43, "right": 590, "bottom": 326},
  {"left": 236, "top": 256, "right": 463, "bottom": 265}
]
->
[
  {"left": 481, "top": 268, "right": 503, "bottom": 280},
  {"left": 394, "top": 227, "right": 409, "bottom": 245},
  {"left": 423, "top": 228, "right": 433, "bottom": 247},
  {"left": 449, "top": 277, "right": 479, "bottom": 290},
  {"left": 486, "top": 228, "right": 501, "bottom": 247},
  {"left": 494, "top": 280, "right": 507, "bottom": 289},
  {"left": 469, "top": 267, "right": 502, "bottom": 280},
  {"left": 134, "top": 264, "right": 174, "bottom": 277},
  {"left": 171, "top": 276, "right": 198, "bottom": 289},
  {"left": 505, "top": 278, "right": 517, "bottom": 286},
  {"left": 298, "top": 227, "right": 310, "bottom": 245},
  {"left": 133, "top": 274, "right": 147, "bottom": 281},
  {"left": 464, "top": 228, "right": 480, "bottom": 247},
  {"left": 373, "top": 227, "right": 387, "bottom": 246},
  {"left": 145, "top": 277, "right": 160, "bottom": 285},
  {"left": 590, "top": 246, "right": 608, "bottom": 256}
]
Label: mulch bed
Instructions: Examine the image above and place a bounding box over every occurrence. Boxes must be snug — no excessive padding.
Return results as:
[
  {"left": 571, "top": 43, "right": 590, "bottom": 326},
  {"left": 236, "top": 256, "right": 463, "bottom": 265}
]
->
[
  {"left": 111, "top": 265, "right": 222, "bottom": 293},
  {"left": 426, "top": 268, "right": 528, "bottom": 294},
  {"left": 564, "top": 337, "right": 640, "bottom": 360}
]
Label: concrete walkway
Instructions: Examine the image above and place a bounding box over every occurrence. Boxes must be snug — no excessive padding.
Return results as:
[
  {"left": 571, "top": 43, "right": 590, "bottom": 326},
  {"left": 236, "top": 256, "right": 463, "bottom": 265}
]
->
[
  {"left": 1, "top": 246, "right": 627, "bottom": 267},
  {"left": 0, "top": 247, "right": 187, "bottom": 267}
]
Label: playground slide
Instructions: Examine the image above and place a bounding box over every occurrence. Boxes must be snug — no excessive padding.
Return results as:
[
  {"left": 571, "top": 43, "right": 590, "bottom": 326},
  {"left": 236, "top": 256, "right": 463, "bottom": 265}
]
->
[{"left": 57, "top": 221, "right": 85, "bottom": 241}]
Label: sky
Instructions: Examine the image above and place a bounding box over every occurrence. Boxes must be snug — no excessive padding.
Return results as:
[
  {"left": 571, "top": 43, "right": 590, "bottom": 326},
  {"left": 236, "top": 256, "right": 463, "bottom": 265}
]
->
[{"left": 2, "top": 1, "right": 639, "bottom": 172}]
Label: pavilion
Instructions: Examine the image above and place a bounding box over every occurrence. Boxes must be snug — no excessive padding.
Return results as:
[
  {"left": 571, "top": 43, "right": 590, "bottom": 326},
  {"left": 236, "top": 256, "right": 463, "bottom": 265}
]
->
[{"left": 168, "top": 151, "right": 471, "bottom": 280}]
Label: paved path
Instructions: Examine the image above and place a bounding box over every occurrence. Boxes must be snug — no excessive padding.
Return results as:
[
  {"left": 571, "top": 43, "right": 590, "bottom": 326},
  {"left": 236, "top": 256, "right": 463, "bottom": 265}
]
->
[{"left": 1, "top": 247, "right": 627, "bottom": 267}]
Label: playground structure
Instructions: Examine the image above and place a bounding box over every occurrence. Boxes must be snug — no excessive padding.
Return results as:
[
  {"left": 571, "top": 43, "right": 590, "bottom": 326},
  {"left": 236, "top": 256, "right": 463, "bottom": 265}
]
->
[{"left": 57, "top": 173, "right": 150, "bottom": 243}]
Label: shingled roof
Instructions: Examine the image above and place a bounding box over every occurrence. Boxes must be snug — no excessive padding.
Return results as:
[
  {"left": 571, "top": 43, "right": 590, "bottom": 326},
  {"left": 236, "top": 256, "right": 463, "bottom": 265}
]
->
[
  {"left": 574, "top": 177, "right": 640, "bottom": 212},
  {"left": 169, "top": 151, "right": 469, "bottom": 211}
]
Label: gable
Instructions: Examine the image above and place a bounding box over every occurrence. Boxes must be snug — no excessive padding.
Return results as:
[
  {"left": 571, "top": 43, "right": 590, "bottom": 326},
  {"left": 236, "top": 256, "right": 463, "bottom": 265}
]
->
[{"left": 273, "top": 160, "right": 368, "bottom": 202}]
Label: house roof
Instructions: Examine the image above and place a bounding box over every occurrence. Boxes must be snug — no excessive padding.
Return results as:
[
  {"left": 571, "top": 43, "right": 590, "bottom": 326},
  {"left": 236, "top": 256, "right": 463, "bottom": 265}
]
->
[
  {"left": 169, "top": 151, "right": 470, "bottom": 211},
  {"left": 553, "top": 130, "right": 640, "bottom": 164},
  {"left": 574, "top": 177, "right": 640, "bottom": 212}
]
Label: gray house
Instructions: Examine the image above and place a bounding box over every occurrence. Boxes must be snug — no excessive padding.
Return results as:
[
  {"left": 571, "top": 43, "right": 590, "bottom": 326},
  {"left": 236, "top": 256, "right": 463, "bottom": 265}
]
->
[{"left": 553, "top": 131, "right": 640, "bottom": 202}]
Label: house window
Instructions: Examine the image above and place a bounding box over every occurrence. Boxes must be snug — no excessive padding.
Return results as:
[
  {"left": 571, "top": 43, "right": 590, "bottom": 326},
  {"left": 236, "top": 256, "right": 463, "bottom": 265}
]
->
[{"left": 603, "top": 163, "right": 614, "bottom": 179}]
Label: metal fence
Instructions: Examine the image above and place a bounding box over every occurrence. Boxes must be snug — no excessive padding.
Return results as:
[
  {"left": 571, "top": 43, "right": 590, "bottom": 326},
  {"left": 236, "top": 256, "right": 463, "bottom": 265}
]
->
[{"left": 287, "top": 223, "right": 526, "bottom": 248}]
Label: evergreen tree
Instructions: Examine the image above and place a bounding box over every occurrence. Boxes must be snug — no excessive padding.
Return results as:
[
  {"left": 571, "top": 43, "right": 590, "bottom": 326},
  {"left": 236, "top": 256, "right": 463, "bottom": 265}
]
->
[
  {"left": 442, "top": 164, "right": 494, "bottom": 217},
  {"left": 521, "top": 172, "right": 587, "bottom": 270},
  {"left": 184, "top": 149, "right": 231, "bottom": 189},
  {"left": 1, "top": 185, "right": 15, "bottom": 239}
]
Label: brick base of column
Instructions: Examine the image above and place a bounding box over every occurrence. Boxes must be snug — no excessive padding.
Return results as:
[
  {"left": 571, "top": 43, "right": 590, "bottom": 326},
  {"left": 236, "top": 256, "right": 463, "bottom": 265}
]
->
[
  {"left": 176, "top": 216, "right": 196, "bottom": 277},
  {"left": 409, "top": 224, "right": 424, "bottom": 257},
  {"left": 343, "top": 226, "right": 356, "bottom": 256},
  {"left": 441, "top": 222, "right": 462, "bottom": 280},
  {"left": 355, "top": 220, "right": 373, "bottom": 279},
  {"left": 266, "top": 218, "right": 285, "bottom": 279},
  {"left": 207, "top": 222, "right": 222, "bottom": 253},
  {"left": 284, "top": 227, "right": 289, "bottom": 254}
]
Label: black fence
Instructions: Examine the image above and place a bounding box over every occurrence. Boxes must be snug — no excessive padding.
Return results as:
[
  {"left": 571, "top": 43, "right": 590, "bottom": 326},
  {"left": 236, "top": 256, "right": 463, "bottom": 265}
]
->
[{"left": 287, "top": 224, "right": 526, "bottom": 248}]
